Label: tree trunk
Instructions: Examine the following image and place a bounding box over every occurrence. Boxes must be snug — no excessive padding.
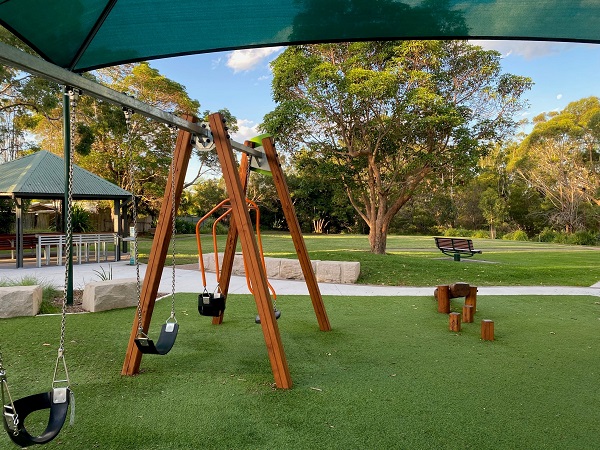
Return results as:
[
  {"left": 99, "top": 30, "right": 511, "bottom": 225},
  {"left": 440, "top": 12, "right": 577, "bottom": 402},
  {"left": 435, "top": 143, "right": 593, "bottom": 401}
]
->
[
  {"left": 369, "top": 225, "right": 388, "bottom": 254},
  {"left": 489, "top": 223, "right": 496, "bottom": 239}
]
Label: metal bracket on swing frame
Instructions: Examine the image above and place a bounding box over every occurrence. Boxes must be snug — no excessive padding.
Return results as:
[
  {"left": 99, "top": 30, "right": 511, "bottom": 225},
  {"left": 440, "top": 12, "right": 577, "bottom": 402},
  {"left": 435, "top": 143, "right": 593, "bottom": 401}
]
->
[
  {"left": 191, "top": 132, "right": 271, "bottom": 174},
  {"left": 0, "top": 40, "right": 267, "bottom": 160}
]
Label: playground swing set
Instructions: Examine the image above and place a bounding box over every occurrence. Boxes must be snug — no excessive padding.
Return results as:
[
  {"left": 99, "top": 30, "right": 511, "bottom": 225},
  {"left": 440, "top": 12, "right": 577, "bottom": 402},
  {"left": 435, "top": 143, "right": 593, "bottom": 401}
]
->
[
  {"left": 1, "top": 92, "right": 330, "bottom": 448},
  {"left": 120, "top": 115, "right": 331, "bottom": 393}
]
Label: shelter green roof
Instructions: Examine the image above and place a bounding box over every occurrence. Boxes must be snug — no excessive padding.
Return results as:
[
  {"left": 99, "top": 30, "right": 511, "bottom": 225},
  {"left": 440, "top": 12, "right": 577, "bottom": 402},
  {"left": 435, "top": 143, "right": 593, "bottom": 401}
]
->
[
  {"left": 1, "top": 1, "right": 599, "bottom": 73},
  {"left": 0, "top": 151, "right": 131, "bottom": 200}
]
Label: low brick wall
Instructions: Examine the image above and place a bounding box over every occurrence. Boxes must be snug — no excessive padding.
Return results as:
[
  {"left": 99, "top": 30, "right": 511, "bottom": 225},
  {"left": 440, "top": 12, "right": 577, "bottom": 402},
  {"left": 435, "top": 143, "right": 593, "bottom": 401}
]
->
[
  {"left": 201, "top": 253, "right": 360, "bottom": 284},
  {"left": 0, "top": 285, "right": 42, "bottom": 318}
]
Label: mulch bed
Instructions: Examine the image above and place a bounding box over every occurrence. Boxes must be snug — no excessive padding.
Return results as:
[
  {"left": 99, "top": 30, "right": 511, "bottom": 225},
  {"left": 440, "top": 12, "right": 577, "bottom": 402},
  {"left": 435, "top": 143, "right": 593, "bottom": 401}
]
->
[{"left": 51, "top": 290, "right": 86, "bottom": 313}]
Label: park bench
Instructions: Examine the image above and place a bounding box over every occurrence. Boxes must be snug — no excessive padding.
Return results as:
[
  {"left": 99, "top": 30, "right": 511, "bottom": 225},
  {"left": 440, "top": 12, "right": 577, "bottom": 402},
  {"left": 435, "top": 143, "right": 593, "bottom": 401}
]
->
[
  {"left": 0, "top": 234, "right": 38, "bottom": 259},
  {"left": 74, "top": 233, "right": 118, "bottom": 263},
  {"left": 434, "top": 237, "right": 482, "bottom": 261},
  {"left": 36, "top": 233, "right": 119, "bottom": 267}
]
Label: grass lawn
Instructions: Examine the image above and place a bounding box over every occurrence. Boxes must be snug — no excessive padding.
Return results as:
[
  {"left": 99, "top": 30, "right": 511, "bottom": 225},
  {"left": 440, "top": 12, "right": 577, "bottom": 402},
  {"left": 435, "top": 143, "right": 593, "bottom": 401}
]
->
[
  {"left": 1, "top": 292, "right": 599, "bottom": 449},
  {"left": 138, "top": 233, "right": 600, "bottom": 287}
]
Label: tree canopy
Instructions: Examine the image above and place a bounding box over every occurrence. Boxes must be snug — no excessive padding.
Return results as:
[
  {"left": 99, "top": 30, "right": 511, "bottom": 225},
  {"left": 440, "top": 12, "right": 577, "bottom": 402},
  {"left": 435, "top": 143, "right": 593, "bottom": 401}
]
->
[
  {"left": 510, "top": 96, "right": 600, "bottom": 233},
  {"left": 263, "top": 40, "right": 532, "bottom": 253}
]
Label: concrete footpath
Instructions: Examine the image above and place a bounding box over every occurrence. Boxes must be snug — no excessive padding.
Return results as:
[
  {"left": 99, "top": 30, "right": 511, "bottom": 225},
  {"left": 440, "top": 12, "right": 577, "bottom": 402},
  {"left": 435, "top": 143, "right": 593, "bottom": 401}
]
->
[{"left": 1, "top": 260, "right": 599, "bottom": 297}]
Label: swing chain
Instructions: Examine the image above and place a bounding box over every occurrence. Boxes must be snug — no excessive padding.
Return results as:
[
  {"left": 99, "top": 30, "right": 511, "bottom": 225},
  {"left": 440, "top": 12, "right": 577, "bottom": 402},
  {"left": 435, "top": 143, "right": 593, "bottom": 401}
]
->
[
  {"left": 124, "top": 107, "right": 144, "bottom": 336},
  {"left": 60, "top": 88, "right": 78, "bottom": 354},
  {"left": 169, "top": 125, "right": 177, "bottom": 322},
  {"left": 53, "top": 87, "right": 79, "bottom": 390},
  {"left": 0, "top": 348, "right": 19, "bottom": 435}
]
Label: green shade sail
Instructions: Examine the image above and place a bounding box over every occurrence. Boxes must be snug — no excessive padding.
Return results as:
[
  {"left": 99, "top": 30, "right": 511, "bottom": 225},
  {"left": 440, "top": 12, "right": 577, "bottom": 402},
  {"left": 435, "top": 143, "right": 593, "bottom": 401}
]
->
[{"left": 1, "top": 0, "right": 598, "bottom": 73}]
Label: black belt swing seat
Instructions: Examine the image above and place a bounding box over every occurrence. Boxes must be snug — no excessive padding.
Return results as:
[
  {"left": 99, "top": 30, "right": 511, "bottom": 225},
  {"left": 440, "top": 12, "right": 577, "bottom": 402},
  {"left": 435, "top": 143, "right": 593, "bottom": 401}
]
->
[
  {"left": 134, "top": 321, "right": 179, "bottom": 355},
  {"left": 2, "top": 387, "right": 71, "bottom": 448},
  {"left": 127, "top": 109, "right": 180, "bottom": 357}
]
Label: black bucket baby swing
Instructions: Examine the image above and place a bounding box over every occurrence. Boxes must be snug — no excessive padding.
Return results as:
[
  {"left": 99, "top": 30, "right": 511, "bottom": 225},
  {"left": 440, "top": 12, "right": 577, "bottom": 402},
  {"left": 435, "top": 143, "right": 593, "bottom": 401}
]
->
[{"left": 195, "top": 197, "right": 280, "bottom": 323}]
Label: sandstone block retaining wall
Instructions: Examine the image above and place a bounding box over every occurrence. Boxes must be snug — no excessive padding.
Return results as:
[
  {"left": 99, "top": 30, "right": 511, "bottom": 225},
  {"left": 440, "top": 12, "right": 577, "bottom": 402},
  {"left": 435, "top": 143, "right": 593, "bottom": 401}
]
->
[
  {"left": 0, "top": 285, "right": 42, "bottom": 318},
  {"left": 82, "top": 278, "right": 138, "bottom": 312},
  {"left": 201, "top": 253, "right": 360, "bottom": 284}
]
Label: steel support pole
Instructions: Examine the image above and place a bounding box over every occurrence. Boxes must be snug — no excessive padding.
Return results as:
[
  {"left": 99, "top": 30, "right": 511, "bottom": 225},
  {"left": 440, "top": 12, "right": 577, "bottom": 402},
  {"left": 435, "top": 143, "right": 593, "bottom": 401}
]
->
[{"left": 63, "top": 87, "right": 73, "bottom": 305}]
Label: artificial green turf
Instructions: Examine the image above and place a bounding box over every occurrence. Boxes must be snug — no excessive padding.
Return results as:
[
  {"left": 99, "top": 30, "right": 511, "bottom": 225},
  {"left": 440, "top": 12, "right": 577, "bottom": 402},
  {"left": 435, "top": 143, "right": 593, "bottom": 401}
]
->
[{"left": 1, "top": 293, "right": 599, "bottom": 449}]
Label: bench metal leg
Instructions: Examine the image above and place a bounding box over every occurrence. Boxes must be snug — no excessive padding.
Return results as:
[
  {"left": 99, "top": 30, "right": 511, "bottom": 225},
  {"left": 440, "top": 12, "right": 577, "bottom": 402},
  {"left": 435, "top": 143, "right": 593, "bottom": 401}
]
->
[{"left": 454, "top": 254, "right": 461, "bottom": 261}]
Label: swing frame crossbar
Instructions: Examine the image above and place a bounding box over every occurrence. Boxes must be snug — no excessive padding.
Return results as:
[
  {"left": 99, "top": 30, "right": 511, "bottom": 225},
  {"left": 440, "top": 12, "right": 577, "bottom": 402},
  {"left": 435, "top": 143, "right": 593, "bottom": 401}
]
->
[{"left": 0, "top": 41, "right": 265, "bottom": 161}]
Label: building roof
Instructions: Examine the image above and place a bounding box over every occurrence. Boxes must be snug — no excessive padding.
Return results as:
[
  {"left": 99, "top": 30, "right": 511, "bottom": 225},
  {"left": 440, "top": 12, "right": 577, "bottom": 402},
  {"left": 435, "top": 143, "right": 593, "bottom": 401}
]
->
[
  {"left": 0, "top": 1, "right": 598, "bottom": 73},
  {"left": 0, "top": 151, "right": 132, "bottom": 200}
]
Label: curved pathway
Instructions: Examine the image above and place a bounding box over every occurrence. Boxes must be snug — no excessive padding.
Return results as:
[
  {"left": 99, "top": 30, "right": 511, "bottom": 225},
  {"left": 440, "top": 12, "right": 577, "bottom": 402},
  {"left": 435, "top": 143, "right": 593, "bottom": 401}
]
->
[{"left": 0, "top": 260, "right": 598, "bottom": 297}]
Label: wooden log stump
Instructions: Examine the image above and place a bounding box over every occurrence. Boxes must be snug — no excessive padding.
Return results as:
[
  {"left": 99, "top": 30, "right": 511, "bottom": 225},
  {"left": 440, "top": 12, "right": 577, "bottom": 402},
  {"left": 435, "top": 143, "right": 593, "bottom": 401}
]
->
[
  {"left": 462, "top": 304, "right": 474, "bottom": 323},
  {"left": 481, "top": 319, "right": 494, "bottom": 341},
  {"left": 436, "top": 285, "right": 450, "bottom": 313},
  {"left": 449, "top": 312, "right": 461, "bottom": 332},
  {"left": 449, "top": 282, "right": 470, "bottom": 298},
  {"left": 465, "top": 286, "right": 477, "bottom": 312}
]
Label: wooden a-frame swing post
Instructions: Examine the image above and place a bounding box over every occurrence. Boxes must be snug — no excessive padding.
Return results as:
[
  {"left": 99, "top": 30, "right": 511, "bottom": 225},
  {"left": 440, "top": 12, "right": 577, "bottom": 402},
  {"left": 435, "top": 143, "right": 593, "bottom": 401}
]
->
[
  {"left": 122, "top": 115, "right": 197, "bottom": 376},
  {"left": 215, "top": 138, "right": 330, "bottom": 332},
  {"left": 209, "top": 113, "right": 292, "bottom": 389},
  {"left": 261, "top": 137, "right": 331, "bottom": 331}
]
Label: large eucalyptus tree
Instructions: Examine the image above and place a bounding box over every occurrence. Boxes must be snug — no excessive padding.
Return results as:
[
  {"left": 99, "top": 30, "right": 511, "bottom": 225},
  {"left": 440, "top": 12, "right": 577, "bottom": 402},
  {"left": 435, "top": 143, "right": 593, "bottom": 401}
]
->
[{"left": 263, "top": 40, "right": 532, "bottom": 253}]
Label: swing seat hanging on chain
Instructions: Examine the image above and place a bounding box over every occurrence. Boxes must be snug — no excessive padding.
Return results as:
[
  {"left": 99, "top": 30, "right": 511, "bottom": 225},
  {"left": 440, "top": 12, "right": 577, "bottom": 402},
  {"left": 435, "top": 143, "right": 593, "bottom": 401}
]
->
[
  {"left": 2, "top": 346, "right": 74, "bottom": 448},
  {"left": 128, "top": 113, "right": 180, "bottom": 357},
  {"left": 134, "top": 318, "right": 179, "bottom": 355},
  {"left": 198, "top": 290, "right": 226, "bottom": 317},
  {"left": 3, "top": 387, "right": 72, "bottom": 448},
  {"left": 255, "top": 308, "right": 281, "bottom": 324}
]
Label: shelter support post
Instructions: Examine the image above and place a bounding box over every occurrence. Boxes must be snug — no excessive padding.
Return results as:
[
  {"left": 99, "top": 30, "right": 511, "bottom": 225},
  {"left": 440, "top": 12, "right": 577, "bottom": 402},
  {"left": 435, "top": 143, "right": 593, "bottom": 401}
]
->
[
  {"left": 212, "top": 148, "right": 252, "bottom": 325},
  {"left": 113, "top": 199, "right": 121, "bottom": 261},
  {"left": 121, "top": 202, "right": 129, "bottom": 254},
  {"left": 14, "top": 198, "right": 23, "bottom": 268},
  {"left": 209, "top": 113, "right": 292, "bottom": 389},
  {"left": 261, "top": 137, "right": 331, "bottom": 332},
  {"left": 121, "top": 114, "right": 197, "bottom": 376}
]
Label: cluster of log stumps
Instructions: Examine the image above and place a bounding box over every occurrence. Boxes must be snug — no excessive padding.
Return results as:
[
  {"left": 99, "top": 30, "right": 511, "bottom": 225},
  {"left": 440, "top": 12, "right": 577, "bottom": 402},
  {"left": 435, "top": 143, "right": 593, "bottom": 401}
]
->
[{"left": 434, "top": 282, "right": 494, "bottom": 341}]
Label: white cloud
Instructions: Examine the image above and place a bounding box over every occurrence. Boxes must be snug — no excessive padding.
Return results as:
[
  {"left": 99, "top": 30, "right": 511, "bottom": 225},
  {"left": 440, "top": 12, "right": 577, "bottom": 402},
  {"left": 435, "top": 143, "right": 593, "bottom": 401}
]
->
[
  {"left": 231, "top": 119, "right": 260, "bottom": 143},
  {"left": 226, "top": 47, "right": 283, "bottom": 73},
  {"left": 471, "top": 40, "right": 585, "bottom": 60},
  {"left": 556, "top": 94, "right": 563, "bottom": 100},
  {"left": 211, "top": 57, "right": 223, "bottom": 69}
]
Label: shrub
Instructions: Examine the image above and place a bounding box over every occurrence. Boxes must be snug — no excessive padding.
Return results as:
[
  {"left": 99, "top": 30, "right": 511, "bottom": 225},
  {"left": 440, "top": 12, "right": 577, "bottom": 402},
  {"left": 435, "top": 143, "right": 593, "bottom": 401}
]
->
[
  {"left": 443, "top": 228, "right": 472, "bottom": 237},
  {"left": 566, "top": 230, "right": 598, "bottom": 246},
  {"left": 175, "top": 218, "right": 195, "bottom": 234},
  {"left": 71, "top": 204, "right": 94, "bottom": 232},
  {"left": 502, "top": 230, "right": 529, "bottom": 241},
  {"left": 471, "top": 230, "right": 491, "bottom": 239},
  {"left": 552, "top": 232, "right": 569, "bottom": 244},
  {"left": 537, "top": 227, "right": 556, "bottom": 242}
]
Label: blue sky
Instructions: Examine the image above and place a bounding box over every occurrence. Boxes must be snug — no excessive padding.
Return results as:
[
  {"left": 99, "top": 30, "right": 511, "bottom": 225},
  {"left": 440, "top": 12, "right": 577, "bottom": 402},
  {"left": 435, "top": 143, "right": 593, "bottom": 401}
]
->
[{"left": 151, "top": 41, "right": 600, "bottom": 181}]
